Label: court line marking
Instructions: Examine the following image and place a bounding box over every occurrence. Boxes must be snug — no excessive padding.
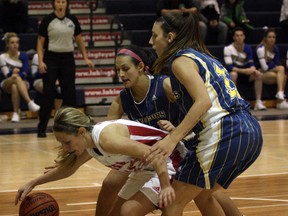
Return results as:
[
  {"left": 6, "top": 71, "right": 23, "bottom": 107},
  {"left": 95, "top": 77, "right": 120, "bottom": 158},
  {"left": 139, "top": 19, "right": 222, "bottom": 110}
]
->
[
  {"left": 1, "top": 171, "right": 287, "bottom": 193},
  {"left": 239, "top": 171, "right": 288, "bottom": 178},
  {"left": 232, "top": 197, "right": 288, "bottom": 202},
  {"left": 0, "top": 184, "right": 102, "bottom": 193},
  {"left": 67, "top": 202, "right": 96, "bottom": 206},
  {"left": 239, "top": 203, "right": 288, "bottom": 210},
  {"left": 66, "top": 196, "right": 288, "bottom": 207}
]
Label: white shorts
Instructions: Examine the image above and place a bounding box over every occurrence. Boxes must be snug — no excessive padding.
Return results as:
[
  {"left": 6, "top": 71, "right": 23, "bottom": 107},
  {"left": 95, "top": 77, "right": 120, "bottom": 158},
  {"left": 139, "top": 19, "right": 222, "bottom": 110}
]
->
[
  {"left": 117, "top": 142, "right": 187, "bottom": 207},
  {"left": 118, "top": 170, "right": 170, "bottom": 207}
]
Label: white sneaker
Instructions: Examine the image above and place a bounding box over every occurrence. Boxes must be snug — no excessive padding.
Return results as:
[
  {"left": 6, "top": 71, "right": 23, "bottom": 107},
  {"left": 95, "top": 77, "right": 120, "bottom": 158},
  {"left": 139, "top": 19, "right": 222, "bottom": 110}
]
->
[
  {"left": 276, "top": 100, "right": 288, "bottom": 109},
  {"left": 28, "top": 100, "right": 40, "bottom": 112},
  {"left": 254, "top": 101, "right": 267, "bottom": 110},
  {"left": 11, "top": 112, "right": 20, "bottom": 122},
  {"left": 275, "top": 91, "right": 285, "bottom": 100}
]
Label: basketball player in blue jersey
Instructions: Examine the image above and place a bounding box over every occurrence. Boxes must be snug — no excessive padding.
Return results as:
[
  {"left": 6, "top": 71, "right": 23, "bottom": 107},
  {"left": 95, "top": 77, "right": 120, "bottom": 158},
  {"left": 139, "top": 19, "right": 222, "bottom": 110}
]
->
[
  {"left": 15, "top": 107, "right": 187, "bottom": 216},
  {"left": 36, "top": 0, "right": 94, "bottom": 138},
  {"left": 146, "top": 12, "right": 263, "bottom": 216},
  {"left": 96, "top": 45, "right": 181, "bottom": 215}
]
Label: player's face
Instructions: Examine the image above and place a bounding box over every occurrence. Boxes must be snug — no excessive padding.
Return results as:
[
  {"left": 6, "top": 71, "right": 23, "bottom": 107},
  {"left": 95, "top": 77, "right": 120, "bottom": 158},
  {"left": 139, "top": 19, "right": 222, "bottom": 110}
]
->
[
  {"left": 265, "top": 32, "right": 276, "bottom": 46},
  {"left": 115, "top": 55, "right": 144, "bottom": 88},
  {"left": 149, "top": 21, "right": 169, "bottom": 57},
  {"left": 54, "top": 131, "right": 86, "bottom": 156},
  {"left": 233, "top": 30, "right": 245, "bottom": 44},
  {"left": 54, "top": 0, "right": 67, "bottom": 13},
  {"left": 7, "top": 36, "right": 19, "bottom": 52}
]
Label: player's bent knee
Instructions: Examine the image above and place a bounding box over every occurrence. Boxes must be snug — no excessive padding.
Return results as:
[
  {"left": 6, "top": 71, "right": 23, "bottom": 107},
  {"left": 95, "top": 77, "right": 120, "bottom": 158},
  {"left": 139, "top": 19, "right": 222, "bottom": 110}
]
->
[{"left": 120, "top": 201, "right": 144, "bottom": 216}]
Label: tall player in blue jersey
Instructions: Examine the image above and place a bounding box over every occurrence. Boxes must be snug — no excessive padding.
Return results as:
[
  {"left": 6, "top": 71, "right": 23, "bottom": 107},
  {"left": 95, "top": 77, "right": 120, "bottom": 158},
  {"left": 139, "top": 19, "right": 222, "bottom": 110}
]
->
[{"left": 146, "top": 12, "right": 263, "bottom": 216}]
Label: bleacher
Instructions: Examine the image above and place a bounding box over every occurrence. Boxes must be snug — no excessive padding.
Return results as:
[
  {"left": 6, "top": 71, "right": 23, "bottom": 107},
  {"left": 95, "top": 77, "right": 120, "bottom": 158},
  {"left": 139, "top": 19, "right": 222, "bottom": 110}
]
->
[
  {"left": 0, "top": 0, "right": 128, "bottom": 118},
  {"left": 1, "top": 0, "right": 287, "bottom": 119}
]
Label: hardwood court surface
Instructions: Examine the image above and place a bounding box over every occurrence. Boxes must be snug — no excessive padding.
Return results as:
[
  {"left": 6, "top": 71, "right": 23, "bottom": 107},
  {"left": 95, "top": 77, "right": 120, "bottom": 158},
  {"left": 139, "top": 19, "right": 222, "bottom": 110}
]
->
[{"left": 0, "top": 119, "right": 288, "bottom": 216}]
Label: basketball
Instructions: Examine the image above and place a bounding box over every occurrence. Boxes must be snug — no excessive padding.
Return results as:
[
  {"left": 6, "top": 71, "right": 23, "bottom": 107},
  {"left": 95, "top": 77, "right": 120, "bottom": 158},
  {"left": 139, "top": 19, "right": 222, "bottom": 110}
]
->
[{"left": 19, "top": 192, "right": 59, "bottom": 216}]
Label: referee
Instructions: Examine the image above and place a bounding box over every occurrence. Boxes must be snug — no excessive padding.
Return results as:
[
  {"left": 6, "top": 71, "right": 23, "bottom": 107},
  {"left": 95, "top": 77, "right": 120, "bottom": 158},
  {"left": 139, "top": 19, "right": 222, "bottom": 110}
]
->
[{"left": 36, "top": 0, "right": 94, "bottom": 137}]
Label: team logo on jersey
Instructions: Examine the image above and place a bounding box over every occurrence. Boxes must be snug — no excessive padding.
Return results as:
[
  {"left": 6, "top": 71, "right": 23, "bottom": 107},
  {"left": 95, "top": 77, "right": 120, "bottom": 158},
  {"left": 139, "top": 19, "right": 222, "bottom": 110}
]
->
[{"left": 152, "top": 94, "right": 157, "bottom": 101}]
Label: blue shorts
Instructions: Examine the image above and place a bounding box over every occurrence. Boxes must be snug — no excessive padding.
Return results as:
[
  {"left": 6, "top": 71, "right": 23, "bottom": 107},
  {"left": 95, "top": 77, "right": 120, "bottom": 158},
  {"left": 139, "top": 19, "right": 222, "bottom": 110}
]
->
[{"left": 175, "top": 110, "right": 263, "bottom": 189}]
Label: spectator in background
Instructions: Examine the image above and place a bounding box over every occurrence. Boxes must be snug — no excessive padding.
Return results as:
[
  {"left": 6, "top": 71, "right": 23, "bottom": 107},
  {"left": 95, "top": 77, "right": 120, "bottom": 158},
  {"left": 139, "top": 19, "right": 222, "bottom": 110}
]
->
[
  {"left": 280, "top": 0, "right": 288, "bottom": 33},
  {"left": 0, "top": 0, "right": 28, "bottom": 34},
  {"left": 0, "top": 32, "right": 40, "bottom": 122},
  {"left": 220, "top": 0, "right": 254, "bottom": 43},
  {"left": 256, "top": 27, "right": 288, "bottom": 109},
  {"left": 36, "top": 0, "right": 94, "bottom": 138},
  {"left": 156, "top": 0, "right": 207, "bottom": 43},
  {"left": 31, "top": 53, "right": 62, "bottom": 112},
  {"left": 198, "top": 0, "right": 228, "bottom": 45},
  {"left": 223, "top": 27, "right": 266, "bottom": 110}
]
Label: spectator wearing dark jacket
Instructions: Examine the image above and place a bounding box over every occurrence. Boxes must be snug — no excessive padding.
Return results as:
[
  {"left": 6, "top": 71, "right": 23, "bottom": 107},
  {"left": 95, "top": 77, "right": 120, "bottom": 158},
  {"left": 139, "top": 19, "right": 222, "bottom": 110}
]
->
[{"left": 199, "top": 0, "right": 228, "bottom": 45}]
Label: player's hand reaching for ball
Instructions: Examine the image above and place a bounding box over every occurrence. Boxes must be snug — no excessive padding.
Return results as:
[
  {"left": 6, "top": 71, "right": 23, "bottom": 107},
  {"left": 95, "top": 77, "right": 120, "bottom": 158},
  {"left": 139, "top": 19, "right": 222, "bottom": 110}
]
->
[{"left": 15, "top": 181, "right": 35, "bottom": 205}]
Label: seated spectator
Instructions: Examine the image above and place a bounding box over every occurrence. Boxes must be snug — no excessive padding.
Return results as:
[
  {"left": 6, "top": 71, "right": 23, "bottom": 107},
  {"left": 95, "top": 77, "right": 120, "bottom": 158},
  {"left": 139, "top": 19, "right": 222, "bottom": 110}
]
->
[
  {"left": 220, "top": 0, "right": 254, "bottom": 43},
  {"left": 255, "top": 27, "right": 288, "bottom": 109},
  {"left": 156, "top": 0, "right": 207, "bottom": 42},
  {"left": 31, "top": 53, "right": 62, "bottom": 111},
  {"left": 280, "top": 0, "right": 288, "bottom": 33},
  {"left": 0, "top": 32, "right": 40, "bottom": 122},
  {"left": 0, "top": 0, "right": 28, "bottom": 34},
  {"left": 223, "top": 27, "right": 266, "bottom": 110},
  {"left": 198, "top": 0, "right": 228, "bottom": 45}
]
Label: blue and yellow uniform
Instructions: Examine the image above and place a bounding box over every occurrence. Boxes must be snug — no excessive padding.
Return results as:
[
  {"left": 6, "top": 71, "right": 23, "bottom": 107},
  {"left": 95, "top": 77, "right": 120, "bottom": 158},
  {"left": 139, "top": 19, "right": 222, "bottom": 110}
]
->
[
  {"left": 168, "top": 48, "right": 263, "bottom": 189},
  {"left": 120, "top": 74, "right": 181, "bottom": 128}
]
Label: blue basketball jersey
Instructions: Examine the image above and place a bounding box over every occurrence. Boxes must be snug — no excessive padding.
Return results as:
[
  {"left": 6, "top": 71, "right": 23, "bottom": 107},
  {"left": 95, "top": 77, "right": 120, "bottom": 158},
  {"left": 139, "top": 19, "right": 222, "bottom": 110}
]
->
[
  {"left": 168, "top": 48, "right": 251, "bottom": 134},
  {"left": 166, "top": 49, "right": 262, "bottom": 189},
  {"left": 120, "top": 75, "right": 181, "bottom": 128}
]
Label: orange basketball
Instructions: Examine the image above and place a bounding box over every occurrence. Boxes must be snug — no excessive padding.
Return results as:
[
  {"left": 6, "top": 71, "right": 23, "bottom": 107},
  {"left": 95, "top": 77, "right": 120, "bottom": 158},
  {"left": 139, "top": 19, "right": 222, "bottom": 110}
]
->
[{"left": 19, "top": 192, "right": 59, "bottom": 216}]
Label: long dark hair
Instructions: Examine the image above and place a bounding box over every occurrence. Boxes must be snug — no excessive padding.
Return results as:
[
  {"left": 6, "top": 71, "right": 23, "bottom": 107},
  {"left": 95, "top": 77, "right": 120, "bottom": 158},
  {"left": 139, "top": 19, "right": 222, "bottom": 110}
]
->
[
  {"left": 257, "top": 27, "right": 276, "bottom": 51},
  {"left": 153, "top": 12, "right": 211, "bottom": 75},
  {"left": 117, "top": 44, "right": 157, "bottom": 74}
]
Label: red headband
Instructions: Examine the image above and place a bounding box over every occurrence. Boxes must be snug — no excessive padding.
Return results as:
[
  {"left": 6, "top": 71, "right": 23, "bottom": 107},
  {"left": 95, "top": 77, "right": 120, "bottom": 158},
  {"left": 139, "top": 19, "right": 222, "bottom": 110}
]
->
[
  {"left": 117, "top": 48, "right": 143, "bottom": 63},
  {"left": 117, "top": 48, "right": 150, "bottom": 73}
]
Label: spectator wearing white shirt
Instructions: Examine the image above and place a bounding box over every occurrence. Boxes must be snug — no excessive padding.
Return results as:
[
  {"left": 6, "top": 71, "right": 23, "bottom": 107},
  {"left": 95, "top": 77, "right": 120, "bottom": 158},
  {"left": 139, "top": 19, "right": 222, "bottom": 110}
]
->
[
  {"left": 223, "top": 27, "right": 265, "bottom": 110},
  {"left": 255, "top": 27, "right": 288, "bottom": 109}
]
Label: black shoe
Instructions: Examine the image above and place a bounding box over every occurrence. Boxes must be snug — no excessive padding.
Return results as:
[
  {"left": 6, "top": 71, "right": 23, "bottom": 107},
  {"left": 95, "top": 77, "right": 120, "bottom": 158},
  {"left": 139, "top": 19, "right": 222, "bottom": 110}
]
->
[{"left": 37, "top": 132, "right": 47, "bottom": 138}]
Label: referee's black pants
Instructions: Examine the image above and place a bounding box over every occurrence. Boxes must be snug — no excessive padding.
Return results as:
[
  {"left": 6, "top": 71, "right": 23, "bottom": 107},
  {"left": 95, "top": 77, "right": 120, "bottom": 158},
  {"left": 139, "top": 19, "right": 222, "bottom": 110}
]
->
[{"left": 38, "top": 51, "right": 76, "bottom": 133}]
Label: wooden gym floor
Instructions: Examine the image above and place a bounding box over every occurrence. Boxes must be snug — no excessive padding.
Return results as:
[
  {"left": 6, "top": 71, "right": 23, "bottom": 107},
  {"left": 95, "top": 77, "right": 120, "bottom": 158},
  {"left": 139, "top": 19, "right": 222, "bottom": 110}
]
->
[{"left": 0, "top": 115, "right": 288, "bottom": 215}]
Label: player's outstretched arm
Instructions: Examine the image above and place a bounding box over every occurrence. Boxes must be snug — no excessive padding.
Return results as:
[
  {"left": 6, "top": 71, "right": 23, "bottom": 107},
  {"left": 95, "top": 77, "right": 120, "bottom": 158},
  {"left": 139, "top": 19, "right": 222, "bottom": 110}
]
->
[
  {"left": 15, "top": 151, "right": 92, "bottom": 205},
  {"left": 151, "top": 157, "right": 175, "bottom": 208}
]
